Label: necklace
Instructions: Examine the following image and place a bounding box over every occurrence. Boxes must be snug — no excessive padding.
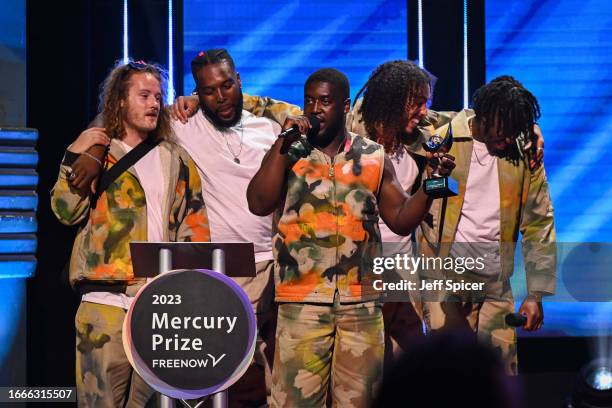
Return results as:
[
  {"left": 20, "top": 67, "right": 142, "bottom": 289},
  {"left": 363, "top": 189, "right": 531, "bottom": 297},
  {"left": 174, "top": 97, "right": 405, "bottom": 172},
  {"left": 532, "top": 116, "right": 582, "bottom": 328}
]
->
[
  {"left": 326, "top": 134, "right": 348, "bottom": 177},
  {"left": 224, "top": 120, "right": 244, "bottom": 164}
]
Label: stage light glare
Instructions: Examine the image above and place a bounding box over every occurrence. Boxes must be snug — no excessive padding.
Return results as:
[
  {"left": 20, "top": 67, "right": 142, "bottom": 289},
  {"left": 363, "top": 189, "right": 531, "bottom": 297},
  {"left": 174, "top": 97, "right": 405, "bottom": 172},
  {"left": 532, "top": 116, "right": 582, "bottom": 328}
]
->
[
  {"left": 567, "top": 359, "right": 612, "bottom": 408},
  {"left": 588, "top": 366, "right": 612, "bottom": 391}
]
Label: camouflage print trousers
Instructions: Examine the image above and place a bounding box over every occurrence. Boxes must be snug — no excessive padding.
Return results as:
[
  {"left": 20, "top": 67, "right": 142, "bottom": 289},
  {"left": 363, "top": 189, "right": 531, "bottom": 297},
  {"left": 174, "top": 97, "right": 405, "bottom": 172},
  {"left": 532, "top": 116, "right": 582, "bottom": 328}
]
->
[
  {"left": 271, "top": 295, "right": 384, "bottom": 408},
  {"left": 422, "top": 279, "right": 518, "bottom": 375},
  {"left": 230, "top": 259, "right": 277, "bottom": 407},
  {"left": 75, "top": 301, "right": 155, "bottom": 407}
]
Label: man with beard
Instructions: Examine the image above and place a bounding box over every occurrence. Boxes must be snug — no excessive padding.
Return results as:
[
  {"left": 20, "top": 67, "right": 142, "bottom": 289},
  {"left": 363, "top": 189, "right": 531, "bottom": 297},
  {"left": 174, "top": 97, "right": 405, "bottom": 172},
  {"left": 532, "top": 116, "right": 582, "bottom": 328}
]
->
[
  {"left": 163, "top": 48, "right": 295, "bottom": 405},
  {"left": 65, "top": 49, "right": 301, "bottom": 406},
  {"left": 247, "top": 68, "right": 454, "bottom": 407},
  {"left": 51, "top": 61, "right": 210, "bottom": 407}
]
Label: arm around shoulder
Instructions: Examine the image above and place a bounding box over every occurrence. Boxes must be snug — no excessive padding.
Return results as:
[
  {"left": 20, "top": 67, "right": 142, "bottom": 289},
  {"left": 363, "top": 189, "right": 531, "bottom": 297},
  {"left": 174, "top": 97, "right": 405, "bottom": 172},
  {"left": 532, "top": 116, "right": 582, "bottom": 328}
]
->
[
  {"left": 50, "top": 158, "right": 91, "bottom": 226},
  {"left": 175, "top": 155, "right": 210, "bottom": 243},
  {"left": 243, "top": 93, "right": 302, "bottom": 126}
]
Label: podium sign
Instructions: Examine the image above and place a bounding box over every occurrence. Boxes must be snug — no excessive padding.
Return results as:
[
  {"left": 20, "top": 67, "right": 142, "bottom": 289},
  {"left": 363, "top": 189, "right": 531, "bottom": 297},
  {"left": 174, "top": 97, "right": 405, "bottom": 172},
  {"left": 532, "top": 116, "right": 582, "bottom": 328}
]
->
[{"left": 123, "top": 269, "right": 257, "bottom": 400}]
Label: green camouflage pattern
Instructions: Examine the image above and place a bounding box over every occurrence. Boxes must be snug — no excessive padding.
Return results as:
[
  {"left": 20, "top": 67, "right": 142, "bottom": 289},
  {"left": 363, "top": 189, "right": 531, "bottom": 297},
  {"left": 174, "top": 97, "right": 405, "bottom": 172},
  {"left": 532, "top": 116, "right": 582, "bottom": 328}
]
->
[
  {"left": 416, "top": 109, "right": 556, "bottom": 295},
  {"left": 51, "top": 139, "right": 211, "bottom": 286},
  {"left": 273, "top": 133, "right": 385, "bottom": 303},
  {"left": 271, "top": 299, "right": 384, "bottom": 407},
  {"left": 75, "top": 302, "right": 154, "bottom": 407},
  {"left": 423, "top": 280, "right": 518, "bottom": 375}
]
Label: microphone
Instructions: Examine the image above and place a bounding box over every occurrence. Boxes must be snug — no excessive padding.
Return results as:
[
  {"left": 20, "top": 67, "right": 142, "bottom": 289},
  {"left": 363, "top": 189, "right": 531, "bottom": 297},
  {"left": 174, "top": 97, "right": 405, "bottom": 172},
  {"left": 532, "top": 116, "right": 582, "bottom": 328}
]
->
[
  {"left": 279, "top": 116, "right": 320, "bottom": 155},
  {"left": 278, "top": 116, "right": 320, "bottom": 139},
  {"left": 505, "top": 313, "right": 527, "bottom": 327}
]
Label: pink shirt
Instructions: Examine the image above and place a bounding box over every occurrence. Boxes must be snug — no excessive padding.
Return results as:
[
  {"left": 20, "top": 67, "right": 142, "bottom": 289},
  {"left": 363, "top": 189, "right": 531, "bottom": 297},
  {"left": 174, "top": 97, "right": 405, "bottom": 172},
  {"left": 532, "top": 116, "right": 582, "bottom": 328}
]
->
[
  {"left": 379, "top": 149, "right": 419, "bottom": 256},
  {"left": 453, "top": 139, "right": 501, "bottom": 276}
]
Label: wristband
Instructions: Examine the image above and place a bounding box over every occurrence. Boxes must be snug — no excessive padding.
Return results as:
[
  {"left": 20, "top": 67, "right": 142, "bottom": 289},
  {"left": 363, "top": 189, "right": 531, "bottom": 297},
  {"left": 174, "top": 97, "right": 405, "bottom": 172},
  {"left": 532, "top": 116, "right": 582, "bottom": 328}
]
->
[{"left": 82, "top": 151, "right": 103, "bottom": 166}]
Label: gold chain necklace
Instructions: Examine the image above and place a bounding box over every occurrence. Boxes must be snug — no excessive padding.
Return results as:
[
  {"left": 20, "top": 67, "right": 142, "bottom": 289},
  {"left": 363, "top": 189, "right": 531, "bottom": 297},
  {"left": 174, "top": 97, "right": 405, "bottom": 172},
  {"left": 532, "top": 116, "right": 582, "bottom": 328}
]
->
[{"left": 224, "top": 120, "right": 244, "bottom": 164}]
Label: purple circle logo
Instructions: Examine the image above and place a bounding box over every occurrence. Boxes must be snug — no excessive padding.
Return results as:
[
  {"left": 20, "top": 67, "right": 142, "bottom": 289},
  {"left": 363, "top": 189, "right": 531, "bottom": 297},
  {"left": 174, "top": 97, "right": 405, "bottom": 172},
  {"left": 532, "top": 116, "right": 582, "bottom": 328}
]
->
[{"left": 123, "top": 269, "right": 256, "bottom": 399}]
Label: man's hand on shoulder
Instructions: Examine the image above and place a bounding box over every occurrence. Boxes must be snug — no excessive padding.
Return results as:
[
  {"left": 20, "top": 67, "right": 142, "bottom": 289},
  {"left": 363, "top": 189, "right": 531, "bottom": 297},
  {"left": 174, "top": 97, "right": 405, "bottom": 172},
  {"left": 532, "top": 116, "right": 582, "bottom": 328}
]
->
[
  {"left": 523, "top": 123, "right": 544, "bottom": 170},
  {"left": 68, "top": 127, "right": 109, "bottom": 154},
  {"left": 170, "top": 95, "right": 200, "bottom": 123}
]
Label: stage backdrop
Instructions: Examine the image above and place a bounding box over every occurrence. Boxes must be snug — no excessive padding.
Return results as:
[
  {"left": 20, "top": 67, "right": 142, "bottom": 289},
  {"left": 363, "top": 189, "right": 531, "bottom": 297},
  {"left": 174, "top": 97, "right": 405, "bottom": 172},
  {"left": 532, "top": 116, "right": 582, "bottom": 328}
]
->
[
  {"left": 183, "top": 0, "right": 408, "bottom": 105},
  {"left": 487, "top": 0, "right": 612, "bottom": 337}
]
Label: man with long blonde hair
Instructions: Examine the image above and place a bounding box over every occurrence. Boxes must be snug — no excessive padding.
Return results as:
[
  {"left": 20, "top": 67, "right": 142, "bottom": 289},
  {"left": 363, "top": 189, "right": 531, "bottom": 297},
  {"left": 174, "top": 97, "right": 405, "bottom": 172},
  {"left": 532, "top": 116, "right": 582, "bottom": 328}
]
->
[{"left": 51, "top": 60, "right": 210, "bottom": 407}]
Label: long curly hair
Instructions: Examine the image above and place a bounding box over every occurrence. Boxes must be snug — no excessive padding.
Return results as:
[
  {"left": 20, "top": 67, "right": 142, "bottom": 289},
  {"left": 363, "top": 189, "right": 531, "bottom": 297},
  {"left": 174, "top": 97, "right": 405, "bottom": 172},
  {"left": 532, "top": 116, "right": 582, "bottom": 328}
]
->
[
  {"left": 99, "top": 60, "right": 172, "bottom": 142},
  {"left": 472, "top": 75, "right": 541, "bottom": 146},
  {"left": 356, "top": 60, "right": 431, "bottom": 154}
]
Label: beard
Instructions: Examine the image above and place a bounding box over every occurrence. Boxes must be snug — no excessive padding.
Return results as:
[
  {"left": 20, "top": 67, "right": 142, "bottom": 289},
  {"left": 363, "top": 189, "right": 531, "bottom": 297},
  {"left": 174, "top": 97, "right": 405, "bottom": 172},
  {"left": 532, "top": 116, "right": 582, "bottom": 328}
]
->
[
  {"left": 312, "top": 119, "right": 343, "bottom": 149},
  {"left": 200, "top": 93, "right": 244, "bottom": 131}
]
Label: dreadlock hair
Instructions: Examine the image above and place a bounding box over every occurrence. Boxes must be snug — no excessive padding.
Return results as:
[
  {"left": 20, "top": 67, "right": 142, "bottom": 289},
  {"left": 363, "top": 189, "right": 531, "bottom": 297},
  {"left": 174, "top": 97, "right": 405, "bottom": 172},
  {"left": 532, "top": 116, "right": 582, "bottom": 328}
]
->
[
  {"left": 99, "top": 60, "right": 171, "bottom": 143},
  {"left": 356, "top": 60, "right": 431, "bottom": 155},
  {"left": 472, "top": 75, "right": 541, "bottom": 147},
  {"left": 490, "top": 75, "right": 523, "bottom": 87},
  {"left": 191, "top": 48, "right": 236, "bottom": 82},
  {"left": 304, "top": 68, "right": 350, "bottom": 101}
]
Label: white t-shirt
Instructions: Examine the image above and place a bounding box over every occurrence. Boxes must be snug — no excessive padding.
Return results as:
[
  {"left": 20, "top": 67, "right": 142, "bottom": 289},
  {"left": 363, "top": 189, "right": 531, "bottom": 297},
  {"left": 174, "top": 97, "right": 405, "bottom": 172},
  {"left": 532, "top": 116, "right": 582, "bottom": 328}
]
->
[
  {"left": 172, "top": 110, "right": 281, "bottom": 263},
  {"left": 119, "top": 140, "right": 165, "bottom": 242},
  {"left": 379, "top": 149, "right": 420, "bottom": 256},
  {"left": 452, "top": 139, "right": 501, "bottom": 276},
  {"left": 83, "top": 140, "right": 166, "bottom": 309}
]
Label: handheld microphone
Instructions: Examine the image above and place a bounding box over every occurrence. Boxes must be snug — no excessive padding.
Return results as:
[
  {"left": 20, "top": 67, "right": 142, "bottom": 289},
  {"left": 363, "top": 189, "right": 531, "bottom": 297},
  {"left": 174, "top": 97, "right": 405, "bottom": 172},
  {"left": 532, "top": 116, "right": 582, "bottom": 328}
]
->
[
  {"left": 279, "top": 116, "right": 320, "bottom": 154},
  {"left": 278, "top": 116, "right": 320, "bottom": 139},
  {"left": 505, "top": 313, "right": 527, "bottom": 327}
]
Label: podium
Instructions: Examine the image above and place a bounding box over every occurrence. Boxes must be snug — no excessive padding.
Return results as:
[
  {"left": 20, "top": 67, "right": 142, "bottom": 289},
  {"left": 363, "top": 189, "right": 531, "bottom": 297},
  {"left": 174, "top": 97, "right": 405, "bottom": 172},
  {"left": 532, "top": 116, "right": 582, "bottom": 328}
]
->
[{"left": 126, "top": 242, "right": 257, "bottom": 408}]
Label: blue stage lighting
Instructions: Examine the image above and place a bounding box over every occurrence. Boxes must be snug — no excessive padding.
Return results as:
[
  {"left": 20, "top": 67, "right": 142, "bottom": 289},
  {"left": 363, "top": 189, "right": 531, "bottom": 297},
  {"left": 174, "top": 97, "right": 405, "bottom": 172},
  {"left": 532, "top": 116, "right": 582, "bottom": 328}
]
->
[
  {"left": 167, "top": 0, "right": 175, "bottom": 104},
  {"left": 123, "top": 0, "right": 128, "bottom": 63}
]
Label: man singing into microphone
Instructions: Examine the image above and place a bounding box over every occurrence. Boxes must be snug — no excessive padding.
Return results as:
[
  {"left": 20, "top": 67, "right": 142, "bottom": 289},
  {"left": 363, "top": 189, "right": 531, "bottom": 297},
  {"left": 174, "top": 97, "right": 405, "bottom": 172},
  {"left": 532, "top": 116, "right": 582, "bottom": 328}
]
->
[{"left": 247, "top": 68, "right": 454, "bottom": 407}]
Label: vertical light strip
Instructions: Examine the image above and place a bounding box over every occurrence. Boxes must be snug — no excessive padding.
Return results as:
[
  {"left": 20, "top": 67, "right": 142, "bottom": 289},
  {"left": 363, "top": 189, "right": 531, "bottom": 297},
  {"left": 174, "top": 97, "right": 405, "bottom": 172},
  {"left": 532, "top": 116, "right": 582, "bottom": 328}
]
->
[
  {"left": 123, "top": 0, "right": 128, "bottom": 63},
  {"left": 417, "top": 0, "right": 424, "bottom": 68},
  {"left": 463, "top": 0, "right": 469, "bottom": 108},
  {"left": 167, "top": 0, "right": 175, "bottom": 103}
]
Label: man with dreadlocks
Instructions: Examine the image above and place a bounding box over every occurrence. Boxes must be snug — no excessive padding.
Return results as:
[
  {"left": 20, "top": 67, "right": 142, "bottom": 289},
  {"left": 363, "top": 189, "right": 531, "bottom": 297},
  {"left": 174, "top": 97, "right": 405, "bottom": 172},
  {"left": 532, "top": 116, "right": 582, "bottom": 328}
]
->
[
  {"left": 416, "top": 76, "right": 556, "bottom": 375},
  {"left": 348, "top": 60, "right": 437, "bottom": 370},
  {"left": 351, "top": 63, "right": 554, "bottom": 375}
]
